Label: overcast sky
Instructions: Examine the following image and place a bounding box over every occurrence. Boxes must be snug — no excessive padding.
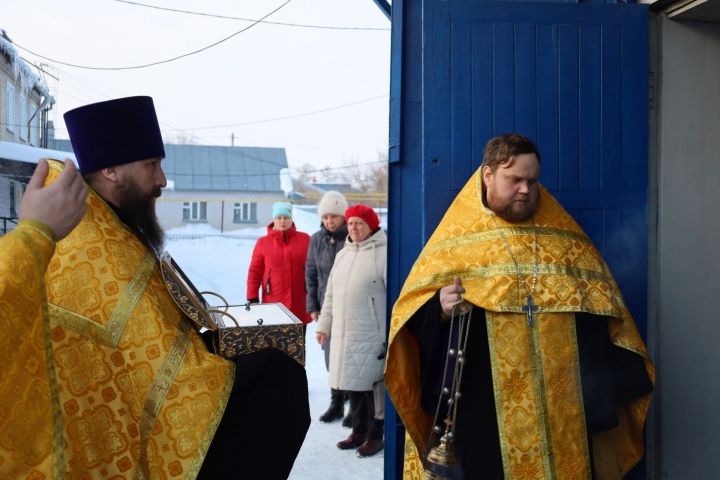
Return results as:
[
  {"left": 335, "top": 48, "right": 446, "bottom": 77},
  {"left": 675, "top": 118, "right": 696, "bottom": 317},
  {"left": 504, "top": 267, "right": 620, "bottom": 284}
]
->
[{"left": 3, "top": 0, "right": 391, "bottom": 172}]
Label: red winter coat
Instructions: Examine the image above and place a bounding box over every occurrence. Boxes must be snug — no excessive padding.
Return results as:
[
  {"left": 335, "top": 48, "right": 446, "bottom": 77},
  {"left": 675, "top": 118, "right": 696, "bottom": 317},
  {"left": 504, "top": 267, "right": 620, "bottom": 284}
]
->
[{"left": 246, "top": 223, "right": 312, "bottom": 324}]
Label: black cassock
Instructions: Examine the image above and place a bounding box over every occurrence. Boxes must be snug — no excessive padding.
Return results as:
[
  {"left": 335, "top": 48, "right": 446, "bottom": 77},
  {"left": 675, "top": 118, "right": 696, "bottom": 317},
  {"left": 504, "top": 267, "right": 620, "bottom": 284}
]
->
[
  {"left": 197, "top": 347, "right": 311, "bottom": 480},
  {"left": 407, "top": 292, "right": 652, "bottom": 479}
]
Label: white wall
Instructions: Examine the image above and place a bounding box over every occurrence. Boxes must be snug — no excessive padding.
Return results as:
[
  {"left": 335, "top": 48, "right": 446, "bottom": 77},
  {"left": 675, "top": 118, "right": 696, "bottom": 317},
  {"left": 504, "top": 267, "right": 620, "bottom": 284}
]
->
[
  {"left": 157, "top": 191, "right": 284, "bottom": 232},
  {"left": 650, "top": 16, "right": 720, "bottom": 479}
]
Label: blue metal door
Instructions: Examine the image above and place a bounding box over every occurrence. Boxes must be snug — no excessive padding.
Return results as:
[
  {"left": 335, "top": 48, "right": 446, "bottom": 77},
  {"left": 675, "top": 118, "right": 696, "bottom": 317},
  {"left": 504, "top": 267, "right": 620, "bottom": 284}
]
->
[{"left": 386, "top": 1, "right": 648, "bottom": 478}]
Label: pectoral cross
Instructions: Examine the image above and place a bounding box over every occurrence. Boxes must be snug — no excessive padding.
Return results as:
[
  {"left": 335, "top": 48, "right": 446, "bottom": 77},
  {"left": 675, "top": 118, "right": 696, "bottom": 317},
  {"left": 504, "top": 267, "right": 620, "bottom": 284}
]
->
[{"left": 522, "top": 295, "right": 539, "bottom": 327}]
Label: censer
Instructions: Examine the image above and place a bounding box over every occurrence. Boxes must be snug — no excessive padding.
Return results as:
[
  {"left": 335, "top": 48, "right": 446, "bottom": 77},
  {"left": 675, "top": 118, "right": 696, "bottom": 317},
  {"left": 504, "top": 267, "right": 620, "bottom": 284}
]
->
[{"left": 425, "top": 300, "right": 473, "bottom": 480}]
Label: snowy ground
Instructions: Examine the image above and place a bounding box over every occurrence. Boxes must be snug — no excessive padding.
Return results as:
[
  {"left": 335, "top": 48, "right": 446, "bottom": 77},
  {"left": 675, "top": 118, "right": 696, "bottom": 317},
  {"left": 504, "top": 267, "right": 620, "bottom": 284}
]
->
[{"left": 164, "top": 206, "right": 384, "bottom": 480}]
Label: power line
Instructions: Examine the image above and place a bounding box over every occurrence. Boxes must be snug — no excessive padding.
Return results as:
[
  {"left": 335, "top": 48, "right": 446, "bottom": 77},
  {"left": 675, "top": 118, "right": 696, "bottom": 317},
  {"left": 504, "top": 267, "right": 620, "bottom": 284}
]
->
[
  {"left": 20, "top": 60, "right": 60, "bottom": 81},
  {"left": 33, "top": 93, "right": 388, "bottom": 134},
  {"left": 164, "top": 159, "right": 388, "bottom": 178},
  {"left": 10, "top": 0, "right": 294, "bottom": 71},
  {"left": 111, "top": 0, "right": 390, "bottom": 31},
  {"left": 41, "top": 132, "right": 387, "bottom": 173},
  {"left": 165, "top": 94, "right": 389, "bottom": 131}
]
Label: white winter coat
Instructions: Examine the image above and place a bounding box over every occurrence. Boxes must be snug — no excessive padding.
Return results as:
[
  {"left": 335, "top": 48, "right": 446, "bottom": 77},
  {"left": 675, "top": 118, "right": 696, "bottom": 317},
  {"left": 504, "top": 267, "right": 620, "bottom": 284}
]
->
[{"left": 317, "top": 228, "right": 387, "bottom": 392}]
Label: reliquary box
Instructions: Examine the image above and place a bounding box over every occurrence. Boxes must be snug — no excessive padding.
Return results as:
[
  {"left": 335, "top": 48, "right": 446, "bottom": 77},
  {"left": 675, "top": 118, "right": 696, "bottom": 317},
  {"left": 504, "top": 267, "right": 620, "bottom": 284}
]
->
[{"left": 159, "top": 252, "right": 305, "bottom": 366}]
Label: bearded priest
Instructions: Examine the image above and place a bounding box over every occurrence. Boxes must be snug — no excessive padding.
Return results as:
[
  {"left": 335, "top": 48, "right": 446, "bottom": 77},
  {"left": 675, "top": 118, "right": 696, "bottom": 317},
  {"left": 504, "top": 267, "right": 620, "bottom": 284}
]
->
[{"left": 0, "top": 96, "right": 309, "bottom": 479}]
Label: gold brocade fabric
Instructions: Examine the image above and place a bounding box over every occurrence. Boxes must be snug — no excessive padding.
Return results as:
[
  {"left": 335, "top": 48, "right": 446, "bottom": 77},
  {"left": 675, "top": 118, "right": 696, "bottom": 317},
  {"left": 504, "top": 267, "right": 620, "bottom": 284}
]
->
[
  {"left": 2, "top": 160, "right": 235, "bottom": 479},
  {"left": 0, "top": 221, "right": 57, "bottom": 478},
  {"left": 386, "top": 170, "right": 654, "bottom": 480}
]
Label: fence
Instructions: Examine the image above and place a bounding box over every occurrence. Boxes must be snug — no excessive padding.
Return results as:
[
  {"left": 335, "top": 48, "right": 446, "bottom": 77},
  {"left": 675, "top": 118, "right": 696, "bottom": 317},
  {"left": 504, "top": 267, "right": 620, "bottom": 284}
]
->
[
  {"left": 0, "top": 217, "right": 17, "bottom": 235},
  {"left": 165, "top": 233, "right": 262, "bottom": 242}
]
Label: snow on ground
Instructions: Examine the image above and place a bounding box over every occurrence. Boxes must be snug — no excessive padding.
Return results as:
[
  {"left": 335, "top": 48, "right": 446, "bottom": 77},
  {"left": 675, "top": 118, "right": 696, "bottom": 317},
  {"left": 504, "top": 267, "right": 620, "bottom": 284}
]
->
[{"left": 164, "top": 205, "right": 384, "bottom": 480}]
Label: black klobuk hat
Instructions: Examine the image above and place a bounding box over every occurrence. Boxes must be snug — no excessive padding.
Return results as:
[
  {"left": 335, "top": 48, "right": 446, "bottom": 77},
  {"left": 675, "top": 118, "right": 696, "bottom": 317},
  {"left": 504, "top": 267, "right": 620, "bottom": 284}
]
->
[{"left": 63, "top": 96, "right": 165, "bottom": 175}]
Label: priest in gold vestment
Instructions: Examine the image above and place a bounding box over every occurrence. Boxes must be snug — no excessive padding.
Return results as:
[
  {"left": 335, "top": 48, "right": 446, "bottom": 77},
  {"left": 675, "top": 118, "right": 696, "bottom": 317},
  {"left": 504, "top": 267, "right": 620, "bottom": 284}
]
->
[
  {"left": 386, "top": 134, "right": 654, "bottom": 480},
  {"left": 0, "top": 97, "right": 309, "bottom": 479},
  {"left": 0, "top": 158, "right": 87, "bottom": 479}
]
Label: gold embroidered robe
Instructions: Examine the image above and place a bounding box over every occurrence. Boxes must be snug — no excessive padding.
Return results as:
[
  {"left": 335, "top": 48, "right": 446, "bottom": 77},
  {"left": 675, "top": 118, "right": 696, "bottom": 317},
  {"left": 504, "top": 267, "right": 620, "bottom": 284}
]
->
[
  {"left": 386, "top": 170, "right": 654, "bottom": 480},
  {"left": 0, "top": 220, "right": 58, "bottom": 478},
  {"left": 2, "top": 160, "right": 235, "bottom": 479}
]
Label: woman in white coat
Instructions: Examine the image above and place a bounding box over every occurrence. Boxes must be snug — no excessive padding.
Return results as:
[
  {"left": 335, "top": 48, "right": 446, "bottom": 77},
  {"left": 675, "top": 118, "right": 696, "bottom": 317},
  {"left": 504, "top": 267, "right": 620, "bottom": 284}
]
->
[{"left": 316, "top": 204, "right": 386, "bottom": 458}]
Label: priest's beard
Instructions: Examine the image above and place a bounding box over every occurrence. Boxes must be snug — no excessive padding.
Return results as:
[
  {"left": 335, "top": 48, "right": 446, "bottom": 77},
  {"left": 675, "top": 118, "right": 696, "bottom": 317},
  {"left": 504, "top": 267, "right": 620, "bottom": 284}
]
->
[
  {"left": 115, "top": 179, "right": 165, "bottom": 253},
  {"left": 494, "top": 196, "right": 540, "bottom": 223},
  {"left": 483, "top": 189, "right": 540, "bottom": 223}
]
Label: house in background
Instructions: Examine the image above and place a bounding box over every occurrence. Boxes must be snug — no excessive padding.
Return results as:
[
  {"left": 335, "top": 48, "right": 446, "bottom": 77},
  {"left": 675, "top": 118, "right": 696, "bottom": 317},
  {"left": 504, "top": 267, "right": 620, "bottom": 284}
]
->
[
  {"left": 0, "top": 141, "right": 75, "bottom": 233},
  {"left": 0, "top": 29, "right": 53, "bottom": 148},
  {"left": 159, "top": 144, "right": 289, "bottom": 231},
  {"left": 0, "top": 29, "right": 54, "bottom": 232},
  {"left": 51, "top": 139, "right": 289, "bottom": 232}
]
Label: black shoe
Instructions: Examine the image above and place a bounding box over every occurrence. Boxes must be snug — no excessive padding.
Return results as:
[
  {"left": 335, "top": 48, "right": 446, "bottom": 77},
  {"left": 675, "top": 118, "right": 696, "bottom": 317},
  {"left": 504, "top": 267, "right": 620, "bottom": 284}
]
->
[
  {"left": 342, "top": 413, "right": 352, "bottom": 428},
  {"left": 319, "top": 389, "right": 344, "bottom": 423}
]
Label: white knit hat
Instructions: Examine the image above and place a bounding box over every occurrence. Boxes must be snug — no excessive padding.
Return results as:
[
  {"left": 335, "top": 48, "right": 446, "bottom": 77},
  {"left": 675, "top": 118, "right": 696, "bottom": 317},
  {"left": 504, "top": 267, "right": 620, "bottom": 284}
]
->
[{"left": 317, "top": 190, "right": 348, "bottom": 217}]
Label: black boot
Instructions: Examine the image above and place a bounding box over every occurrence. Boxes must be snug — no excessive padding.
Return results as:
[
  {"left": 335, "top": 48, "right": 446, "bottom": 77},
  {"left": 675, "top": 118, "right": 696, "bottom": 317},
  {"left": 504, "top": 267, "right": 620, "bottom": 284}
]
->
[{"left": 319, "top": 389, "right": 344, "bottom": 423}]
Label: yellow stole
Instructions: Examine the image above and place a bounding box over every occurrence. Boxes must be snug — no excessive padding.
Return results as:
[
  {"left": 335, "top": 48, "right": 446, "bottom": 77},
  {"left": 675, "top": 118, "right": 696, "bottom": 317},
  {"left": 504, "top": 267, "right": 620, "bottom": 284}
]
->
[
  {"left": 41, "top": 160, "right": 234, "bottom": 478},
  {"left": 386, "top": 170, "right": 654, "bottom": 480}
]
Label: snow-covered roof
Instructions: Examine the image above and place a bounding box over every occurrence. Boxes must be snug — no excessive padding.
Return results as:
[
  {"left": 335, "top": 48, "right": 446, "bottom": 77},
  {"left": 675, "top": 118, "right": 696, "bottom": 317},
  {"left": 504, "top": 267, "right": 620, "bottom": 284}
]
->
[
  {"left": 50, "top": 139, "right": 287, "bottom": 193},
  {"left": 163, "top": 144, "right": 288, "bottom": 192},
  {"left": 0, "top": 29, "right": 53, "bottom": 103},
  {"left": 0, "top": 140, "right": 76, "bottom": 165}
]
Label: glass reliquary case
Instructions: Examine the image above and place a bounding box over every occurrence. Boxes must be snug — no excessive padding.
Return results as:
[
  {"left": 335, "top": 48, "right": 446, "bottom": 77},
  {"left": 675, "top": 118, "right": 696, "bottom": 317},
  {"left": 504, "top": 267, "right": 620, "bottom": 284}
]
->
[{"left": 159, "top": 252, "right": 305, "bottom": 366}]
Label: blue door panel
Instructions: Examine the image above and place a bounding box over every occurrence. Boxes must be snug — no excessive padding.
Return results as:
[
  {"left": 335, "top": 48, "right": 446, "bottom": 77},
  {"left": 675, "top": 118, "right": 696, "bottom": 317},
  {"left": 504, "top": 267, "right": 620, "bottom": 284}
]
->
[
  {"left": 515, "top": 24, "right": 538, "bottom": 142},
  {"left": 537, "top": 24, "right": 561, "bottom": 190},
  {"left": 470, "top": 24, "right": 495, "bottom": 176},
  {"left": 579, "top": 26, "right": 602, "bottom": 191},
  {"left": 601, "top": 26, "right": 623, "bottom": 190},
  {"left": 388, "top": 2, "right": 648, "bottom": 479},
  {"left": 450, "top": 22, "right": 473, "bottom": 190},
  {"left": 558, "top": 25, "right": 581, "bottom": 190},
  {"left": 493, "top": 24, "right": 516, "bottom": 135}
]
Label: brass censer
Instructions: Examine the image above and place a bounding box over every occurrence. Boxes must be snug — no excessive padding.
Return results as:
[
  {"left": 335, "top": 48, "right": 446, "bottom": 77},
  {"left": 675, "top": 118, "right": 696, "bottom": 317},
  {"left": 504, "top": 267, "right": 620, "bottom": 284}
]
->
[{"left": 425, "top": 301, "right": 473, "bottom": 480}]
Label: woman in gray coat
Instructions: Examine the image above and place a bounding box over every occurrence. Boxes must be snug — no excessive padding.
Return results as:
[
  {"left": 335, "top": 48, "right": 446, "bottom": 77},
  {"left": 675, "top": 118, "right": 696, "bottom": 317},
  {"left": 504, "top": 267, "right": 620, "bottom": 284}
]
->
[
  {"left": 316, "top": 205, "right": 387, "bottom": 458},
  {"left": 305, "top": 191, "right": 349, "bottom": 423}
]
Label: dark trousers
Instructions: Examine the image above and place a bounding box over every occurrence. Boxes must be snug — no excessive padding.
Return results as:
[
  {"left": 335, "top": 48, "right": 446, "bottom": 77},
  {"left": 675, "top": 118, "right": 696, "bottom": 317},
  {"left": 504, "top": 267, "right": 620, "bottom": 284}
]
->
[{"left": 347, "top": 390, "right": 382, "bottom": 439}]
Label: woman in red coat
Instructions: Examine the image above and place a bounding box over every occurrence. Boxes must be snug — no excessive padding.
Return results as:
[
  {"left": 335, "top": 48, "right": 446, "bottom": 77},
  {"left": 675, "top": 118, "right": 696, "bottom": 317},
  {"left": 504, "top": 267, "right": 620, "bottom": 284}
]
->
[{"left": 246, "top": 201, "right": 312, "bottom": 325}]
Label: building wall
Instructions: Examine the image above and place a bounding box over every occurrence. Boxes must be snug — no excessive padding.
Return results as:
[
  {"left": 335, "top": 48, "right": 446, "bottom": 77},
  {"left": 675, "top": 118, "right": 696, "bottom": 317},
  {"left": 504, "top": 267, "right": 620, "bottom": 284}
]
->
[
  {"left": 651, "top": 16, "right": 720, "bottom": 479},
  {"left": 0, "top": 56, "right": 46, "bottom": 232},
  {"left": 157, "top": 191, "right": 285, "bottom": 232},
  {"left": 0, "top": 61, "right": 43, "bottom": 146}
]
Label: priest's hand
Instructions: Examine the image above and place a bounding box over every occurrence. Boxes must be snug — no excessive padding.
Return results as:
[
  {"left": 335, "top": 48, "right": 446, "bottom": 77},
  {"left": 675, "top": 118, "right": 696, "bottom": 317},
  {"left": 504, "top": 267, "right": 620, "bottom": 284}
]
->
[
  {"left": 20, "top": 159, "right": 88, "bottom": 241},
  {"left": 316, "top": 332, "right": 327, "bottom": 345},
  {"left": 439, "top": 276, "right": 465, "bottom": 318}
]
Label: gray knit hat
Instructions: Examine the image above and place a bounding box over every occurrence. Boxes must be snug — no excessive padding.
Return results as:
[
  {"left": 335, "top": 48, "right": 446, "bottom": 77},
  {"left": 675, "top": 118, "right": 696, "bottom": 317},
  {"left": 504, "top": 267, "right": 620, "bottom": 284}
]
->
[{"left": 317, "top": 191, "right": 348, "bottom": 217}]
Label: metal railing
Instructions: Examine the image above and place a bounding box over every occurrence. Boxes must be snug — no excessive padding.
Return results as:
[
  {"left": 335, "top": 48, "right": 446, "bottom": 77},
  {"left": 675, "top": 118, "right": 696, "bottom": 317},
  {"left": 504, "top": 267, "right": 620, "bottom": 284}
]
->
[
  {"left": 0, "top": 217, "right": 18, "bottom": 235},
  {"left": 165, "top": 233, "right": 261, "bottom": 241}
]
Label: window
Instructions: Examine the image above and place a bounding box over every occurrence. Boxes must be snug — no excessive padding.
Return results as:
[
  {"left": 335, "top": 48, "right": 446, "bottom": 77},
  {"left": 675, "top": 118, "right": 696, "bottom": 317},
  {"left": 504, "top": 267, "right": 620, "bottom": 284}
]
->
[
  {"left": 5, "top": 83, "right": 15, "bottom": 133},
  {"left": 30, "top": 111, "right": 39, "bottom": 146},
  {"left": 182, "top": 201, "right": 207, "bottom": 221},
  {"left": 19, "top": 94, "right": 27, "bottom": 140},
  {"left": 233, "top": 202, "right": 257, "bottom": 223}
]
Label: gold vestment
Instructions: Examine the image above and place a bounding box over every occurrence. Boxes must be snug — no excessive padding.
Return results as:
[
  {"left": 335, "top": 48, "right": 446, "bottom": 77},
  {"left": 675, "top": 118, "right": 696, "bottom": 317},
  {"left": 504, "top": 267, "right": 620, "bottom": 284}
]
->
[
  {"left": 0, "top": 220, "right": 57, "bottom": 478},
  {"left": 1, "top": 160, "right": 234, "bottom": 479},
  {"left": 386, "top": 171, "right": 654, "bottom": 480}
]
